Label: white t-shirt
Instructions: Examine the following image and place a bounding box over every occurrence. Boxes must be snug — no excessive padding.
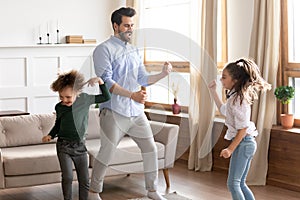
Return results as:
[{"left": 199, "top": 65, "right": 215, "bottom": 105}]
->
[{"left": 220, "top": 94, "right": 258, "bottom": 140}]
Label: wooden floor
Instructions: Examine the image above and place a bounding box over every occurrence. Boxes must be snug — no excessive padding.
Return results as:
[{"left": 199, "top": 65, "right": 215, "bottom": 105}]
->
[{"left": 1, "top": 161, "right": 300, "bottom": 200}]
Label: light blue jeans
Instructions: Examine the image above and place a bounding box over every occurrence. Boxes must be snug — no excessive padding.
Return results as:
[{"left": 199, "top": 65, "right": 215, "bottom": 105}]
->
[{"left": 227, "top": 135, "right": 257, "bottom": 200}]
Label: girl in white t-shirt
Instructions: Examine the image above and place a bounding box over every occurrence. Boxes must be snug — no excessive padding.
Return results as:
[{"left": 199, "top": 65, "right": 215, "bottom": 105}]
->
[{"left": 208, "top": 58, "right": 271, "bottom": 200}]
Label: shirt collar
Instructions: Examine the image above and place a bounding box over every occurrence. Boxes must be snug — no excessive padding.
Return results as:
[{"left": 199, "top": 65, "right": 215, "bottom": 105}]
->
[
  {"left": 226, "top": 89, "right": 237, "bottom": 99},
  {"left": 111, "top": 35, "right": 128, "bottom": 47}
]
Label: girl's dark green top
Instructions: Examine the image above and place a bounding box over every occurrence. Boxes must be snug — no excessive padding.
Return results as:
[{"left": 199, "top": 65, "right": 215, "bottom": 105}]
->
[{"left": 48, "top": 84, "right": 110, "bottom": 141}]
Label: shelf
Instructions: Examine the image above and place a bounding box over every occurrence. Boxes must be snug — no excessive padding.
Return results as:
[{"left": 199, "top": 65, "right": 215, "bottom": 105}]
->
[
  {"left": 144, "top": 108, "right": 189, "bottom": 119},
  {"left": 271, "top": 125, "right": 300, "bottom": 134},
  {"left": 0, "top": 44, "right": 97, "bottom": 48}
]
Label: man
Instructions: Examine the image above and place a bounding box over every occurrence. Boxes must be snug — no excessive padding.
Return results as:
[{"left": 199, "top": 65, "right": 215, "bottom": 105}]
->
[{"left": 88, "top": 7, "right": 172, "bottom": 200}]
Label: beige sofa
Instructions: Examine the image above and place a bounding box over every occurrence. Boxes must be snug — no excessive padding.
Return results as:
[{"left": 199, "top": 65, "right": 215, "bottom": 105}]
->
[{"left": 0, "top": 109, "right": 179, "bottom": 189}]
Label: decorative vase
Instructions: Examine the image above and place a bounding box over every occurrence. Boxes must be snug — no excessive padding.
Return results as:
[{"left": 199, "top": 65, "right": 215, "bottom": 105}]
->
[
  {"left": 280, "top": 114, "right": 294, "bottom": 129},
  {"left": 172, "top": 98, "right": 181, "bottom": 114}
]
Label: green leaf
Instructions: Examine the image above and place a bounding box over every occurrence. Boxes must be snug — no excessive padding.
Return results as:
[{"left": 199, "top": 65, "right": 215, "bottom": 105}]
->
[{"left": 274, "top": 86, "right": 295, "bottom": 104}]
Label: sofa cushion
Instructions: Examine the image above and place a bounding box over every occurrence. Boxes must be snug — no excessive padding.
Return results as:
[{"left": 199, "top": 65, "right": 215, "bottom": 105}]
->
[
  {"left": 0, "top": 113, "right": 55, "bottom": 147},
  {"left": 2, "top": 143, "right": 64, "bottom": 176},
  {"left": 0, "top": 109, "right": 100, "bottom": 147},
  {"left": 86, "top": 137, "right": 165, "bottom": 167},
  {"left": 86, "top": 109, "right": 100, "bottom": 140}
]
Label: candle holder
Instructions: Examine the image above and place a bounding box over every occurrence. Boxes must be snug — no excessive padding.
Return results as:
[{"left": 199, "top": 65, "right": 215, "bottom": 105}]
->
[
  {"left": 37, "top": 36, "right": 42, "bottom": 45},
  {"left": 46, "top": 33, "right": 50, "bottom": 44},
  {"left": 55, "top": 29, "right": 60, "bottom": 44}
]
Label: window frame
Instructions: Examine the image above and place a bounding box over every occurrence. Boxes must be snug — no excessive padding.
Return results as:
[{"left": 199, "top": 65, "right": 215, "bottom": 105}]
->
[
  {"left": 144, "top": 61, "right": 190, "bottom": 113},
  {"left": 143, "top": 0, "right": 228, "bottom": 113},
  {"left": 280, "top": 0, "right": 300, "bottom": 127}
]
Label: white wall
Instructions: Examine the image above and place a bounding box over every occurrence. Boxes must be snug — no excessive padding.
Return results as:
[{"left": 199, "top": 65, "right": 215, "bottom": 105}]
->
[
  {"left": 0, "top": 0, "right": 126, "bottom": 46},
  {"left": 0, "top": 0, "right": 255, "bottom": 114},
  {"left": 227, "top": 0, "right": 254, "bottom": 61},
  {"left": 0, "top": 0, "right": 127, "bottom": 114}
]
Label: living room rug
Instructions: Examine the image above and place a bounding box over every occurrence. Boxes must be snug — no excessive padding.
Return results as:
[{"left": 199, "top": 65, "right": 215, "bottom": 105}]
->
[{"left": 128, "top": 191, "right": 192, "bottom": 200}]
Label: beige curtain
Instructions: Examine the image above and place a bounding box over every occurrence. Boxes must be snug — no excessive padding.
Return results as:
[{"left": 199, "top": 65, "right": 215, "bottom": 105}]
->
[
  {"left": 188, "top": 0, "right": 218, "bottom": 171},
  {"left": 247, "top": 0, "right": 280, "bottom": 185},
  {"left": 126, "top": 0, "right": 135, "bottom": 7}
]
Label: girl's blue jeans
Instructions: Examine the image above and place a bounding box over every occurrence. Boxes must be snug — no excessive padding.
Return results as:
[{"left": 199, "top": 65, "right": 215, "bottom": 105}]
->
[{"left": 227, "top": 135, "right": 257, "bottom": 200}]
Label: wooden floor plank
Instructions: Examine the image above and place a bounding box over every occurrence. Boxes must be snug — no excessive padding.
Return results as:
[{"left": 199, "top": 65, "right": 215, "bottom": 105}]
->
[{"left": 0, "top": 161, "right": 299, "bottom": 200}]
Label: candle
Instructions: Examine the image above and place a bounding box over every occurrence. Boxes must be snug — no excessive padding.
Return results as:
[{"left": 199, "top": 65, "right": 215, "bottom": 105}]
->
[
  {"left": 39, "top": 25, "right": 41, "bottom": 37},
  {"left": 56, "top": 20, "right": 59, "bottom": 30},
  {"left": 47, "top": 22, "right": 49, "bottom": 33}
]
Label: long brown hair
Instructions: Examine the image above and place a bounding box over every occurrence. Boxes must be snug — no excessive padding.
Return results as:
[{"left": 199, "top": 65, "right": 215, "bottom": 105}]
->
[{"left": 224, "top": 58, "right": 271, "bottom": 105}]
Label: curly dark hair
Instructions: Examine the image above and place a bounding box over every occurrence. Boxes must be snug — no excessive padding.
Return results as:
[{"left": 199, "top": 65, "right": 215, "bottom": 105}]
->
[{"left": 51, "top": 70, "right": 85, "bottom": 93}]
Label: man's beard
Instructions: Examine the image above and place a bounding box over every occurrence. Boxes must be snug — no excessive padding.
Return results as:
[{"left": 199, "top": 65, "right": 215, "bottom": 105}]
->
[{"left": 119, "top": 31, "right": 132, "bottom": 43}]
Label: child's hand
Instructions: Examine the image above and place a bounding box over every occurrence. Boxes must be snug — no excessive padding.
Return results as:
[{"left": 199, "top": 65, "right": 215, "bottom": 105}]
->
[
  {"left": 220, "top": 148, "right": 232, "bottom": 159},
  {"left": 208, "top": 80, "right": 217, "bottom": 91},
  {"left": 42, "top": 135, "right": 51, "bottom": 143},
  {"left": 87, "top": 77, "right": 104, "bottom": 87}
]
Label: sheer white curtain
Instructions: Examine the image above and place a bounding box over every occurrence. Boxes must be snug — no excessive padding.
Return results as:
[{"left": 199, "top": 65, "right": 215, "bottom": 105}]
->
[
  {"left": 247, "top": 0, "right": 280, "bottom": 185},
  {"left": 188, "top": 0, "right": 218, "bottom": 171},
  {"left": 126, "top": 0, "right": 141, "bottom": 46},
  {"left": 129, "top": 0, "right": 219, "bottom": 171}
]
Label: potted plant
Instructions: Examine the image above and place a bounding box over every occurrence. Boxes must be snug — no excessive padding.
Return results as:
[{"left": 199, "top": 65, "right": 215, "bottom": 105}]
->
[{"left": 274, "top": 85, "right": 295, "bottom": 129}]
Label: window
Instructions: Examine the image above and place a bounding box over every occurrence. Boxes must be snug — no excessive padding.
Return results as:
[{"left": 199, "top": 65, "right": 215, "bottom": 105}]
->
[
  {"left": 139, "top": 0, "right": 227, "bottom": 111},
  {"left": 281, "top": 0, "right": 300, "bottom": 126}
]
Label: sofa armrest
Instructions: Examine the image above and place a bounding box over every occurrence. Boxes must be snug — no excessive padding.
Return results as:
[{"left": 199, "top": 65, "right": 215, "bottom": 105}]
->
[
  {"left": 0, "top": 149, "right": 4, "bottom": 188},
  {"left": 149, "top": 121, "right": 179, "bottom": 168}
]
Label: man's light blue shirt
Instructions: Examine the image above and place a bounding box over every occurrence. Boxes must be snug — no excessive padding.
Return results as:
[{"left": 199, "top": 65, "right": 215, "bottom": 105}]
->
[{"left": 93, "top": 36, "right": 149, "bottom": 117}]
